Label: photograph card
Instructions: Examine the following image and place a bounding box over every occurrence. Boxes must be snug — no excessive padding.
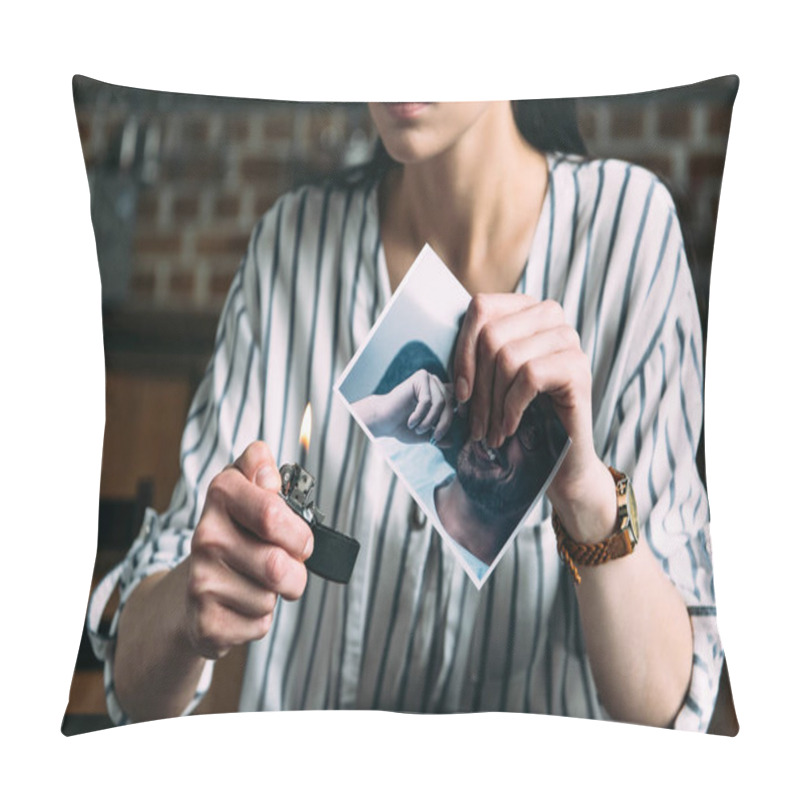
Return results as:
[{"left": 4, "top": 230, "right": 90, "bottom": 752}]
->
[{"left": 336, "top": 244, "right": 570, "bottom": 588}]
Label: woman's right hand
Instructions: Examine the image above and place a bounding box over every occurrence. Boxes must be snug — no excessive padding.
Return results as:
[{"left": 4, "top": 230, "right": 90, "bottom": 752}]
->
[{"left": 185, "top": 441, "right": 314, "bottom": 660}]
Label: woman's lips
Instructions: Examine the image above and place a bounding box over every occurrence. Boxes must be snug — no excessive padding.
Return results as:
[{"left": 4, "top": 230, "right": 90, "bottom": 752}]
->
[{"left": 383, "top": 102, "right": 431, "bottom": 120}]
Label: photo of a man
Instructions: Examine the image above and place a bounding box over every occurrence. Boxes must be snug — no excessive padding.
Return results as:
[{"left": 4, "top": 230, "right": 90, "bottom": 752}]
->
[{"left": 338, "top": 247, "right": 569, "bottom": 586}]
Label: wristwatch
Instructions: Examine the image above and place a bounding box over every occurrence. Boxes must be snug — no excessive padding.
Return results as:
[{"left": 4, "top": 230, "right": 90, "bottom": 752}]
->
[{"left": 552, "top": 466, "right": 639, "bottom": 584}]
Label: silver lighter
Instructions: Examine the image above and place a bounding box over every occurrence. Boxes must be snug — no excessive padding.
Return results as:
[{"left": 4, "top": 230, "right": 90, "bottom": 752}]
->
[
  {"left": 280, "top": 463, "right": 326, "bottom": 525},
  {"left": 279, "top": 462, "right": 359, "bottom": 584}
]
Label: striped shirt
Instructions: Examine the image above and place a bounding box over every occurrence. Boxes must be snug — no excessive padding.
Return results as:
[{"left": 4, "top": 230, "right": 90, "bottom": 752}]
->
[{"left": 88, "top": 152, "right": 722, "bottom": 731}]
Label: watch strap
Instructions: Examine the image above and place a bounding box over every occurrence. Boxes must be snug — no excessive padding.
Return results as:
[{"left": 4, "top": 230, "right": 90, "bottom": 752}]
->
[
  {"left": 552, "top": 466, "right": 637, "bottom": 585},
  {"left": 305, "top": 523, "right": 360, "bottom": 584}
]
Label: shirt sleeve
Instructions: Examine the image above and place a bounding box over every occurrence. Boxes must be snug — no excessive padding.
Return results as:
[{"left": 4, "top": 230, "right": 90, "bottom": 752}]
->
[
  {"left": 598, "top": 177, "right": 723, "bottom": 732},
  {"left": 86, "top": 203, "right": 277, "bottom": 724}
]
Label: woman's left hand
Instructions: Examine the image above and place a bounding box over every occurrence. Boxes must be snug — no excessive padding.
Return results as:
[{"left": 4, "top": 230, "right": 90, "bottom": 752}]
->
[{"left": 452, "top": 293, "right": 614, "bottom": 536}]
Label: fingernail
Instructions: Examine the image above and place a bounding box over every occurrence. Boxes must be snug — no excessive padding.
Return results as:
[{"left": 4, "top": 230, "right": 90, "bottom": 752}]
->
[
  {"left": 456, "top": 377, "right": 469, "bottom": 403},
  {"left": 303, "top": 534, "right": 314, "bottom": 560},
  {"left": 255, "top": 466, "right": 281, "bottom": 491},
  {"left": 471, "top": 421, "right": 483, "bottom": 441}
]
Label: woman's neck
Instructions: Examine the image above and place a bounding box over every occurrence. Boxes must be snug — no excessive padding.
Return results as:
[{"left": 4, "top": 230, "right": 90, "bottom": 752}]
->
[{"left": 379, "top": 106, "right": 549, "bottom": 295}]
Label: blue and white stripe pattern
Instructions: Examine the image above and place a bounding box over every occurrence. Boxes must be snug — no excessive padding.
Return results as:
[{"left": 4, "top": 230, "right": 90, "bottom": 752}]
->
[{"left": 88, "top": 153, "right": 722, "bottom": 731}]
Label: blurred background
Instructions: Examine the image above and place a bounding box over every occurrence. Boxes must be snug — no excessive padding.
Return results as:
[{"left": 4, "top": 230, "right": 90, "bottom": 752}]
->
[{"left": 64, "top": 74, "right": 737, "bottom": 733}]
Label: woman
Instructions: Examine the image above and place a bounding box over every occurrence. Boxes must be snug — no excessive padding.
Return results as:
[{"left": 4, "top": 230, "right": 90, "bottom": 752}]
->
[{"left": 91, "top": 100, "right": 720, "bottom": 729}]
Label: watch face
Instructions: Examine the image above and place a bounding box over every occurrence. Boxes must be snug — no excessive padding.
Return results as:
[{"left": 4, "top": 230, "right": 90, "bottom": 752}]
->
[{"left": 626, "top": 482, "right": 640, "bottom": 545}]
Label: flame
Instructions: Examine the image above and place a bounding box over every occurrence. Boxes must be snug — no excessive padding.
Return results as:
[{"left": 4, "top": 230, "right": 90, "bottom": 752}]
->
[{"left": 299, "top": 403, "right": 312, "bottom": 453}]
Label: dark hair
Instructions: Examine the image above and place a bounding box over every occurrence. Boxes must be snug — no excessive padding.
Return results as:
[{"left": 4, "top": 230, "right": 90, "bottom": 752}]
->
[
  {"left": 373, "top": 340, "right": 446, "bottom": 394},
  {"left": 341, "top": 99, "right": 587, "bottom": 186},
  {"left": 511, "top": 99, "right": 587, "bottom": 156}
]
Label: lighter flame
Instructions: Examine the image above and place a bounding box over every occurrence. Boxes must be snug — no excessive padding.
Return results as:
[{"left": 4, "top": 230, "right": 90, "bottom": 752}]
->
[{"left": 299, "top": 403, "right": 312, "bottom": 453}]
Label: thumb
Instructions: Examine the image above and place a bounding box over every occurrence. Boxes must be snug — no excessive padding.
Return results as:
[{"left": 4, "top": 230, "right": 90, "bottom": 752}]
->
[
  {"left": 255, "top": 463, "right": 282, "bottom": 492},
  {"left": 233, "top": 441, "right": 282, "bottom": 492}
]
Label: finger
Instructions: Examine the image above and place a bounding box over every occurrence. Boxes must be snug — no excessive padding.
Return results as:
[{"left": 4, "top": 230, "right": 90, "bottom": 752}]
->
[
  {"left": 431, "top": 395, "right": 455, "bottom": 443},
  {"left": 190, "top": 551, "right": 279, "bottom": 617},
  {"left": 471, "top": 316, "right": 512, "bottom": 442},
  {"left": 260, "top": 544, "right": 309, "bottom": 601},
  {"left": 189, "top": 600, "right": 275, "bottom": 660},
  {"left": 488, "top": 341, "right": 524, "bottom": 448},
  {"left": 502, "top": 348, "right": 590, "bottom": 439},
  {"left": 406, "top": 372, "right": 432, "bottom": 430},
  {"left": 204, "top": 469, "right": 313, "bottom": 560},
  {"left": 226, "top": 536, "right": 309, "bottom": 599},
  {"left": 452, "top": 294, "right": 536, "bottom": 404},
  {"left": 487, "top": 324, "right": 581, "bottom": 446},
  {"left": 220, "top": 593, "right": 278, "bottom": 624},
  {"left": 230, "top": 440, "right": 282, "bottom": 492},
  {"left": 194, "top": 506, "right": 308, "bottom": 595},
  {"left": 417, "top": 376, "right": 446, "bottom": 433}
]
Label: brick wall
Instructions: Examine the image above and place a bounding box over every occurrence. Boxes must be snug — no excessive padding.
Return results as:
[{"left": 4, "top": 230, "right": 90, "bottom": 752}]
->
[
  {"left": 578, "top": 78, "right": 736, "bottom": 340},
  {"left": 74, "top": 76, "right": 735, "bottom": 324},
  {"left": 75, "top": 79, "right": 374, "bottom": 310}
]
